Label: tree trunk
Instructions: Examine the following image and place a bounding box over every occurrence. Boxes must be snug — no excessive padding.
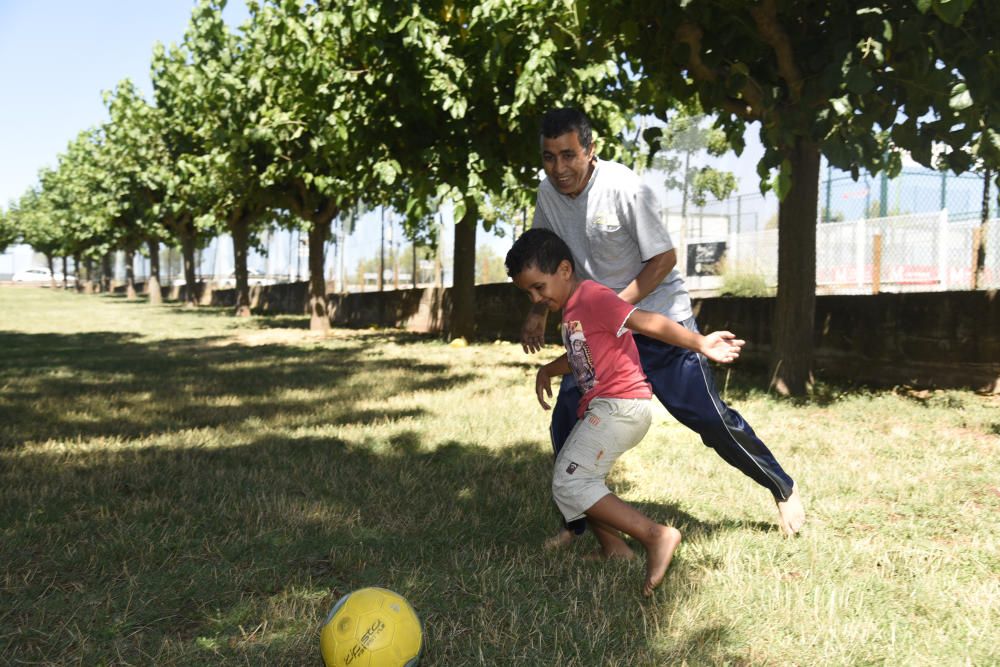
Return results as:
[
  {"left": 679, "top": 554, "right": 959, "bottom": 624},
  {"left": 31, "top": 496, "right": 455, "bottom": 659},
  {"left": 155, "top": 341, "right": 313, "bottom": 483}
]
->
[
  {"left": 180, "top": 228, "right": 198, "bottom": 308},
  {"left": 61, "top": 256, "right": 69, "bottom": 290},
  {"left": 73, "top": 253, "right": 83, "bottom": 292},
  {"left": 975, "top": 168, "right": 991, "bottom": 289},
  {"left": 308, "top": 217, "right": 331, "bottom": 332},
  {"left": 101, "top": 254, "right": 112, "bottom": 293},
  {"left": 147, "top": 240, "right": 162, "bottom": 305},
  {"left": 769, "top": 137, "right": 820, "bottom": 396},
  {"left": 451, "top": 205, "right": 477, "bottom": 340},
  {"left": 46, "top": 254, "right": 55, "bottom": 288},
  {"left": 231, "top": 214, "right": 252, "bottom": 317},
  {"left": 378, "top": 208, "right": 385, "bottom": 292},
  {"left": 85, "top": 257, "right": 95, "bottom": 293},
  {"left": 125, "top": 246, "right": 137, "bottom": 300}
]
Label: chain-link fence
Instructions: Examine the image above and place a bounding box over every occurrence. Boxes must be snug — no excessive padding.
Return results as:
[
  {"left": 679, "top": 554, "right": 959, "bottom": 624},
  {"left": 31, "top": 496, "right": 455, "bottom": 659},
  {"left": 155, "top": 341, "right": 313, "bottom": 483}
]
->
[{"left": 668, "top": 167, "right": 999, "bottom": 295}]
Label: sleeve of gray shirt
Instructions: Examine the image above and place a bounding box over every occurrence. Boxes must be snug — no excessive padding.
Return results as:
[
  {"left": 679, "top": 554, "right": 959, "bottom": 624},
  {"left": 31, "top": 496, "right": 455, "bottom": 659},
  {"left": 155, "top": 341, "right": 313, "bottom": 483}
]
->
[{"left": 632, "top": 182, "right": 674, "bottom": 262}]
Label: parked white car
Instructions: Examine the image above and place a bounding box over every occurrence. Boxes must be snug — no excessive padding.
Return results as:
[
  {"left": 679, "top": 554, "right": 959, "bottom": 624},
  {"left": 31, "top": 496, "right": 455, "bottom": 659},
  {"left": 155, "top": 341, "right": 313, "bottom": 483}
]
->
[
  {"left": 218, "top": 269, "right": 277, "bottom": 288},
  {"left": 12, "top": 267, "right": 76, "bottom": 286}
]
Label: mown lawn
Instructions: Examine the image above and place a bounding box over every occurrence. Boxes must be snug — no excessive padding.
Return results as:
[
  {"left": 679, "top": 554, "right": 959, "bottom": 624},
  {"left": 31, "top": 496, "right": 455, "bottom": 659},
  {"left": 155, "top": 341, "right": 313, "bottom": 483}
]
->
[{"left": 1, "top": 287, "right": 998, "bottom": 666}]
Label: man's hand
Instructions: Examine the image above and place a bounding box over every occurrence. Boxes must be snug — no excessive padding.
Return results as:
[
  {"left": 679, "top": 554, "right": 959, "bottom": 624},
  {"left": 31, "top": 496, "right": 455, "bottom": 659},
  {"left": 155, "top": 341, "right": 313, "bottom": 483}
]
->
[
  {"left": 699, "top": 331, "right": 745, "bottom": 364},
  {"left": 535, "top": 366, "right": 554, "bottom": 409},
  {"left": 521, "top": 306, "right": 548, "bottom": 354}
]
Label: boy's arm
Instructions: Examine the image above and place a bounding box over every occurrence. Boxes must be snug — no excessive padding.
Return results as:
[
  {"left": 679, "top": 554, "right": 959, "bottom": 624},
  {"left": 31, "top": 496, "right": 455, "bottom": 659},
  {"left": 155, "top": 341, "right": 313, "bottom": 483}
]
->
[
  {"left": 535, "top": 354, "right": 571, "bottom": 410},
  {"left": 625, "top": 309, "right": 744, "bottom": 364}
]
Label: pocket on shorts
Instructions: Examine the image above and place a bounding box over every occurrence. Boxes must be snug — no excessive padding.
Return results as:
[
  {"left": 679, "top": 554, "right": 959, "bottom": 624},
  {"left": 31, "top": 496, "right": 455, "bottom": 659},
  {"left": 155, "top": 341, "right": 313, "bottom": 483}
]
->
[{"left": 589, "top": 398, "right": 651, "bottom": 449}]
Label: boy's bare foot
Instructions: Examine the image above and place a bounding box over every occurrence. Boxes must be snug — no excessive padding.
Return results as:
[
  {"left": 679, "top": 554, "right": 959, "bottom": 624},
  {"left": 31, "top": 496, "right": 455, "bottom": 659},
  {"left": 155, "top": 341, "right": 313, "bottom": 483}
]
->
[
  {"left": 582, "top": 544, "right": 636, "bottom": 561},
  {"left": 776, "top": 486, "right": 805, "bottom": 536},
  {"left": 543, "top": 528, "right": 575, "bottom": 551},
  {"left": 643, "top": 526, "right": 682, "bottom": 597}
]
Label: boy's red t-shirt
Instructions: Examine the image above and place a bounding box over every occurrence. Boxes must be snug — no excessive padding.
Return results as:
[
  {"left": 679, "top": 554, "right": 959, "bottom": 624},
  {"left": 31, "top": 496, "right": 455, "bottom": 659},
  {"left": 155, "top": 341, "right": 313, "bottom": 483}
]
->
[{"left": 561, "top": 279, "right": 652, "bottom": 418}]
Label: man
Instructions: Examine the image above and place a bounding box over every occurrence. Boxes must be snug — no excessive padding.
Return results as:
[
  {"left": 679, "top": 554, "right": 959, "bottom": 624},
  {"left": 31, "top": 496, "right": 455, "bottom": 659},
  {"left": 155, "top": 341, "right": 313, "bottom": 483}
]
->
[{"left": 523, "top": 108, "right": 805, "bottom": 542}]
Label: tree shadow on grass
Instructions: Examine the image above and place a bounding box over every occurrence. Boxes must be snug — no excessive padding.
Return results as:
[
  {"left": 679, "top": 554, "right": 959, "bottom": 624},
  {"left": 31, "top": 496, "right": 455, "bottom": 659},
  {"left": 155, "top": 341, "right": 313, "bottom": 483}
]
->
[
  {"left": 0, "top": 331, "right": 467, "bottom": 449},
  {"left": 707, "top": 364, "right": 883, "bottom": 408},
  {"left": 1, "top": 427, "right": 755, "bottom": 666}
]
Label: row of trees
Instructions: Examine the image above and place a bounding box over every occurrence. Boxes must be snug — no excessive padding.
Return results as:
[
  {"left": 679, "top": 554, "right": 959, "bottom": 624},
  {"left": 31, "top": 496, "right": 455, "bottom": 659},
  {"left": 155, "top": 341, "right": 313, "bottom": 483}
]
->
[
  {"left": 4, "top": 0, "right": 637, "bottom": 329},
  {"left": 3, "top": 0, "right": 997, "bottom": 395}
]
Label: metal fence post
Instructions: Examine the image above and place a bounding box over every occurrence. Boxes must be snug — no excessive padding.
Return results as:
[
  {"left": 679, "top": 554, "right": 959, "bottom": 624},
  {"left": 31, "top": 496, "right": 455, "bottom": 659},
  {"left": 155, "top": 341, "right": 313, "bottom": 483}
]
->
[
  {"left": 856, "top": 217, "right": 866, "bottom": 289},
  {"left": 971, "top": 226, "right": 983, "bottom": 289},
  {"left": 937, "top": 208, "right": 948, "bottom": 290},
  {"left": 872, "top": 233, "right": 883, "bottom": 294}
]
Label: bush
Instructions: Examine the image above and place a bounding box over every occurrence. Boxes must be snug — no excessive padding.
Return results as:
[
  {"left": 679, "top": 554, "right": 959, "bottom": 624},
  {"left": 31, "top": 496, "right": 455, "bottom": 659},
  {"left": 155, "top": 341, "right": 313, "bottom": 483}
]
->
[{"left": 718, "top": 263, "right": 773, "bottom": 297}]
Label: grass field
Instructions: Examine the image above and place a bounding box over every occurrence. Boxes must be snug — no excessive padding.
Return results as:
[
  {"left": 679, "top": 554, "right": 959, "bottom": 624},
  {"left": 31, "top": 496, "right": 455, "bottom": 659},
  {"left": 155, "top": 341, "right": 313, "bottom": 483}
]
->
[{"left": 1, "top": 287, "right": 998, "bottom": 666}]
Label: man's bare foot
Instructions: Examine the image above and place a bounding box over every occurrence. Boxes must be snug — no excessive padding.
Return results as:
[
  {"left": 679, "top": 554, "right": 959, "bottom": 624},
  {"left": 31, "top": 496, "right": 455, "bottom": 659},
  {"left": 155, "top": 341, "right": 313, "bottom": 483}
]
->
[
  {"left": 776, "top": 486, "right": 806, "bottom": 536},
  {"left": 643, "top": 526, "right": 682, "bottom": 597},
  {"left": 543, "top": 528, "right": 575, "bottom": 551}
]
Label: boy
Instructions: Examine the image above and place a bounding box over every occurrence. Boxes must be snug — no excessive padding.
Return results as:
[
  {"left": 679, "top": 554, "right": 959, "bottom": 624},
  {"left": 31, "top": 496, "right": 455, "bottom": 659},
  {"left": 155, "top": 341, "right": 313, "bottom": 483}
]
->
[{"left": 505, "top": 228, "right": 745, "bottom": 596}]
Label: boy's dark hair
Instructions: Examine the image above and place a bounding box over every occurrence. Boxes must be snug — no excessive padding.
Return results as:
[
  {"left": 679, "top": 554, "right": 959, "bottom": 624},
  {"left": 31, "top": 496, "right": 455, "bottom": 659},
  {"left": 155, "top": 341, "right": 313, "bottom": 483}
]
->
[
  {"left": 540, "top": 108, "right": 593, "bottom": 152},
  {"left": 505, "top": 228, "right": 576, "bottom": 278}
]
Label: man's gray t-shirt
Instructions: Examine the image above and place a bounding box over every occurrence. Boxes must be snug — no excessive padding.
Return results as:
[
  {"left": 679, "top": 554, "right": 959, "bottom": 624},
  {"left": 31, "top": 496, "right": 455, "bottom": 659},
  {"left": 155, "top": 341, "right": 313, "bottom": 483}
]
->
[{"left": 533, "top": 159, "right": 693, "bottom": 322}]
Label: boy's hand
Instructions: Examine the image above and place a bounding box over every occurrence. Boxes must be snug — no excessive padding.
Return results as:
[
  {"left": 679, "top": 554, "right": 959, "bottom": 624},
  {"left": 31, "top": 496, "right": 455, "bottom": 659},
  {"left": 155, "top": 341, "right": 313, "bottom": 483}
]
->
[
  {"left": 700, "top": 331, "right": 745, "bottom": 364},
  {"left": 535, "top": 366, "right": 554, "bottom": 409}
]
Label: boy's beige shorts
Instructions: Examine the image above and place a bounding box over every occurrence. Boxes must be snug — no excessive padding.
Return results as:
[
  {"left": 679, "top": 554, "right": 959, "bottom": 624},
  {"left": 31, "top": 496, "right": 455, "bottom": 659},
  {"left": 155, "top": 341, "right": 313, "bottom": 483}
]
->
[{"left": 552, "top": 397, "right": 652, "bottom": 522}]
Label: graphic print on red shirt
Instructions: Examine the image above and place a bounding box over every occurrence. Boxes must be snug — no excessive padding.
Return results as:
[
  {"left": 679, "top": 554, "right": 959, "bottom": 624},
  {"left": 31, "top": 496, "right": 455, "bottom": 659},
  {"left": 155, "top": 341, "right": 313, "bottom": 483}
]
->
[
  {"left": 561, "top": 280, "right": 652, "bottom": 418},
  {"left": 563, "top": 319, "right": 596, "bottom": 394}
]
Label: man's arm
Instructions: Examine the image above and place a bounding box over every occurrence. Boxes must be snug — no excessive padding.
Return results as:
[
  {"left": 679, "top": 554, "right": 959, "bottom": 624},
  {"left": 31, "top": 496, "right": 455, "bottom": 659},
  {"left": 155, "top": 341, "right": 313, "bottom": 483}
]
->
[
  {"left": 521, "top": 302, "right": 549, "bottom": 354},
  {"left": 616, "top": 249, "right": 676, "bottom": 305},
  {"left": 625, "top": 309, "right": 744, "bottom": 364}
]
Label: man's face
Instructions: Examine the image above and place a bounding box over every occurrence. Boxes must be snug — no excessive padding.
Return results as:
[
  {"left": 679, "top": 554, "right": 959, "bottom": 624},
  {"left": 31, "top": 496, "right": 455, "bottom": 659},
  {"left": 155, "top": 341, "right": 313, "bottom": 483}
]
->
[
  {"left": 512, "top": 260, "right": 574, "bottom": 312},
  {"left": 541, "top": 131, "right": 595, "bottom": 197}
]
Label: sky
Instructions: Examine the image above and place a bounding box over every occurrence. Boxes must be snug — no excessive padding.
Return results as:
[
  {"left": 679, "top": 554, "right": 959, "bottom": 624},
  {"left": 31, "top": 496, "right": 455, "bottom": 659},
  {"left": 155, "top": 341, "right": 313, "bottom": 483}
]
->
[
  {"left": 0, "top": 1, "right": 251, "bottom": 208},
  {"left": 0, "top": 0, "right": 768, "bottom": 267}
]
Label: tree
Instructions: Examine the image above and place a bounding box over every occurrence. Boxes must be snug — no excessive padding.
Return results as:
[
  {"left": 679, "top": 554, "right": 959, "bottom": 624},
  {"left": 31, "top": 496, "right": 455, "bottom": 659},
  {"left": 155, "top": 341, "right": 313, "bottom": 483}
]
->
[
  {"left": 12, "top": 127, "right": 118, "bottom": 293},
  {"left": 151, "top": 20, "right": 225, "bottom": 308},
  {"left": 613, "top": 0, "right": 997, "bottom": 395},
  {"left": 243, "top": 0, "right": 387, "bottom": 331},
  {"left": 8, "top": 187, "right": 62, "bottom": 287},
  {"left": 647, "top": 106, "right": 738, "bottom": 218},
  {"left": 97, "top": 82, "right": 160, "bottom": 300},
  {"left": 102, "top": 80, "right": 171, "bottom": 304},
  {"left": 342, "top": 0, "right": 639, "bottom": 339},
  {"left": 0, "top": 208, "right": 15, "bottom": 253},
  {"left": 157, "top": 0, "right": 270, "bottom": 317}
]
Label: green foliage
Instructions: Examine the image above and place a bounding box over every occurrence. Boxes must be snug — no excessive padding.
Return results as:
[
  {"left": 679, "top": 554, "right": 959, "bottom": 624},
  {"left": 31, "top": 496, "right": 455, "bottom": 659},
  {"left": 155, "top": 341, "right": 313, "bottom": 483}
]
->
[
  {"left": 718, "top": 263, "right": 773, "bottom": 297},
  {"left": 649, "top": 108, "right": 739, "bottom": 211},
  {"left": 0, "top": 208, "right": 16, "bottom": 252},
  {"left": 690, "top": 168, "right": 738, "bottom": 207},
  {"left": 618, "top": 0, "right": 993, "bottom": 189}
]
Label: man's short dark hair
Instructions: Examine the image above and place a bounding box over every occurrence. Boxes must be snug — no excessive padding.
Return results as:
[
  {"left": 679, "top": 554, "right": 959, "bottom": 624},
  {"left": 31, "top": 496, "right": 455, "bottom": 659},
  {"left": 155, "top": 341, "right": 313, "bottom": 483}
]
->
[
  {"left": 540, "top": 108, "right": 593, "bottom": 152},
  {"left": 505, "top": 228, "right": 576, "bottom": 278}
]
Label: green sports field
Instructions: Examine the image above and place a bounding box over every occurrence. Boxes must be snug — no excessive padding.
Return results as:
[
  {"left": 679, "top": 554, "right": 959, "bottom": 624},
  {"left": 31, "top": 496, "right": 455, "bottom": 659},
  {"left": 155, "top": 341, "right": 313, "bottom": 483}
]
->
[{"left": 1, "top": 287, "right": 997, "bottom": 665}]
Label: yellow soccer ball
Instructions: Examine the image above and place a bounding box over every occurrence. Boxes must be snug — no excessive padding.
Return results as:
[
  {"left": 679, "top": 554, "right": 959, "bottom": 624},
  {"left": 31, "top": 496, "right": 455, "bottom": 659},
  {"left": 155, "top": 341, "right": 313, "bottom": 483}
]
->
[{"left": 320, "top": 587, "right": 423, "bottom": 667}]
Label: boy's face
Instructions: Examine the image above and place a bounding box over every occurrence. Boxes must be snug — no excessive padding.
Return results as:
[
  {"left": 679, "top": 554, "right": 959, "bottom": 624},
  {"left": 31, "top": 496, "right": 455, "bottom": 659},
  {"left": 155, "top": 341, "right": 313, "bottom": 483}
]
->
[
  {"left": 541, "top": 131, "right": 595, "bottom": 197},
  {"left": 512, "top": 260, "right": 575, "bottom": 312}
]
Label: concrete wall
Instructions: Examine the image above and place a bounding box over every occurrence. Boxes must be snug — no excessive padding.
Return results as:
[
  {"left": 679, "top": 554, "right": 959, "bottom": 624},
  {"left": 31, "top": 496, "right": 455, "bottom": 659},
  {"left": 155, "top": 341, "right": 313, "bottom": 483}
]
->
[
  {"left": 140, "top": 280, "right": 999, "bottom": 393},
  {"left": 692, "top": 291, "right": 999, "bottom": 393}
]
